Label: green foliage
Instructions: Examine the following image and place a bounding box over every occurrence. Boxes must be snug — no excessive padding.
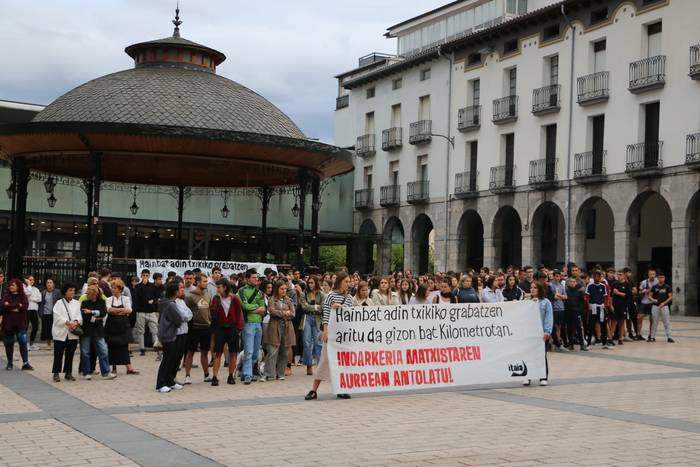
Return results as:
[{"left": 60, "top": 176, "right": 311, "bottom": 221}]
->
[
  {"left": 391, "top": 244, "right": 404, "bottom": 272},
  {"left": 317, "top": 244, "right": 346, "bottom": 272}
]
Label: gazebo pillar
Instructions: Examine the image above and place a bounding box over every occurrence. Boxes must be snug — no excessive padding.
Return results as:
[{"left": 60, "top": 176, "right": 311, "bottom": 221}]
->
[
  {"left": 87, "top": 152, "right": 102, "bottom": 275},
  {"left": 7, "top": 157, "right": 29, "bottom": 279},
  {"left": 259, "top": 186, "right": 272, "bottom": 262},
  {"left": 177, "top": 186, "right": 185, "bottom": 258},
  {"left": 296, "top": 170, "right": 308, "bottom": 272},
  {"left": 310, "top": 176, "right": 320, "bottom": 268}
]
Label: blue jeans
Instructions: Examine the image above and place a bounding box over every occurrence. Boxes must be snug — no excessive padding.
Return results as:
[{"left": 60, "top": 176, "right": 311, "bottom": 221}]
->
[
  {"left": 242, "top": 323, "right": 262, "bottom": 379},
  {"left": 80, "top": 335, "right": 110, "bottom": 376},
  {"left": 302, "top": 316, "right": 322, "bottom": 366},
  {"left": 4, "top": 331, "right": 29, "bottom": 365}
]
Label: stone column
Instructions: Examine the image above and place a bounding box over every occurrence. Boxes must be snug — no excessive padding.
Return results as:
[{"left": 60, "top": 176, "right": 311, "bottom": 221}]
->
[
  {"left": 671, "top": 222, "right": 691, "bottom": 315},
  {"left": 569, "top": 231, "right": 586, "bottom": 269},
  {"left": 521, "top": 231, "right": 534, "bottom": 268},
  {"left": 614, "top": 228, "right": 635, "bottom": 274},
  {"left": 379, "top": 237, "right": 391, "bottom": 275}
]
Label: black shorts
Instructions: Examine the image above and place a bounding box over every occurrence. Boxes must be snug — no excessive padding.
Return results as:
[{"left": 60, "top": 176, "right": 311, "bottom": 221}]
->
[
  {"left": 213, "top": 326, "right": 240, "bottom": 354},
  {"left": 553, "top": 308, "right": 565, "bottom": 326},
  {"left": 640, "top": 303, "right": 653, "bottom": 316},
  {"left": 186, "top": 327, "right": 211, "bottom": 352},
  {"left": 613, "top": 303, "right": 627, "bottom": 321}
]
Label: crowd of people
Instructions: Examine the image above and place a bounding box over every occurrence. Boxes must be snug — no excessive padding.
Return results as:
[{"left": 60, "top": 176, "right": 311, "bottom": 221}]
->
[{"left": 0, "top": 262, "right": 675, "bottom": 395}]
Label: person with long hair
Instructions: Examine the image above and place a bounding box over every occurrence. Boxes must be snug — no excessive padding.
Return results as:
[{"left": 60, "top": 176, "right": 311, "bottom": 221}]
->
[
  {"left": 299, "top": 275, "right": 325, "bottom": 376},
  {"left": 305, "top": 272, "right": 353, "bottom": 400},
  {"left": 156, "top": 278, "right": 185, "bottom": 393},
  {"left": 502, "top": 274, "right": 524, "bottom": 301},
  {"left": 209, "top": 278, "right": 243, "bottom": 386},
  {"left": 263, "top": 279, "right": 295, "bottom": 381},
  {"left": 104, "top": 279, "right": 139, "bottom": 375},
  {"left": 51, "top": 282, "right": 82, "bottom": 382},
  {"left": 1, "top": 278, "right": 32, "bottom": 371},
  {"left": 481, "top": 276, "right": 504, "bottom": 303},
  {"left": 79, "top": 285, "right": 116, "bottom": 380},
  {"left": 397, "top": 279, "right": 412, "bottom": 305},
  {"left": 352, "top": 281, "right": 374, "bottom": 307},
  {"left": 454, "top": 275, "right": 480, "bottom": 303},
  {"left": 371, "top": 277, "right": 399, "bottom": 306},
  {"left": 524, "top": 282, "right": 553, "bottom": 387},
  {"left": 409, "top": 283, "right": 431, "bottom": 305}
]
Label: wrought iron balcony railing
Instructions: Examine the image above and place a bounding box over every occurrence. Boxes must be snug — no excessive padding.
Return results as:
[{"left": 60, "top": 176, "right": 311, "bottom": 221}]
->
[
  {"left": 457, "top": 105, "right": 481, "bottom": 132},
  {"left": 354, "top": 188, "right": 373, "bottom": 210},
  {"left": 573, "top": 150, "right": 607, "bottom": 182},
  {"left": 454, "top": 171, "right": 478, "bottom": 198},
  {"left": 629, "top": 55, "right": 666, "bottom": 92},
  {"left": 409, "top": 120, "right": 432, "bottom": 144},
  {"left": 379, "top": 185, "right": 400, "bottom": 207},
  {"left": 528, "top": 158, "right": 558, "bottom": 187},
  {"left": 532, "top": 84, "right": 561, "bottom": 115},
  {"left": 355, "top": 134, "right": 376, "bottom": 158},
  {"left": 626, "top": 141, "right": 663, "bottom": 175},
  {"left": 335, "top": 95, "right": 349, "bottom": 110},
  {"left": 686, "top": 133, "right": 700, "bottom": 167},
  {"left": 489, "top": 165, "right": 515, "bottom": 193},
  {"left": 382, "top": 127, "right": 402, "bottom": 151},
  {"left": 577, "top": 71, "right": 609, "bottom": 105},
  {"left": 492, "top": 95, "right": 518, "bottom": 123},
  {"left": 407, "top": 180, "right": 429, "bottom": 204},
  {"left": 690, "top": 45, "right": 700, "bottom": 79}
]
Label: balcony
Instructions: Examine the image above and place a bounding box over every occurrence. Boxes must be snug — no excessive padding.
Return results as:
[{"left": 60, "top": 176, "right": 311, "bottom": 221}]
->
[
  {"left": 626, "top": 141, "right": 663, "bottom": 177},
  {"left": 532, "top": 84, "right": 561, "bottom": 115},
  {"left": 409, "top": 120, "right": 432, "bottom": 145},
  {"left": 457, "top": 105, "right": 481, "bottom": 132},
  {"left": 454, "top": 171, "right": 478, "bottom": 198},
  {"left": 354, "top": 188, "right": 373, "bottom": 210},
  {"left": 577, "top": 71, "right": 609, "bottom": 105},
  {"left": 690, "top": 45, "right": 700, "bottom": 79},
  {"left": 379, "top": 185, "right": 400, "bottom": 207},
  {"left": 528, "top": 158, "right": 558, "bottom": 189},
  {"left": 629, "top": 55, "right": 666, "bottom": 93},
  {"left": 407, "top": 181, "right": 429, "bottom": 204},
  {"left": 573, "top": 150, "right": 607, "bottom": 184},
  {"left": 687, "top": 133, "right": 700, "bottom": 170},
  {"left": 492, "top": 96, "right": 518, "bottom": 124},
  {"left": 489, "top": 165, "right": 515, "bottom": 194},
  {"left": 336, "top": 95, "right": 349, "bottom": 110},
  {"left": 355, "top": 134, "right": 376, "bottom": 158},
  {"left": 382, "top": 127, "right": 402, "bottom": 151}
]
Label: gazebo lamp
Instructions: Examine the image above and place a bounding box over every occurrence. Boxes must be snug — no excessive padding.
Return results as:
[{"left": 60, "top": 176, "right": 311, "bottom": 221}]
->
[
  {"left": 221, "top": 204, "right": 230, "bottom": 218},
  {"left": 291, "top": 201, "right": 299, "bottom": 218},
  {"left": 43, "top": 176, "right": 57, "bottom": 194},
  {"left": 130, "top": 200, "right": 139, "bottom": 215},
  {"left": 47, "top": 193, "right": 57, "bottom": 208},
  {"left": 5, "top": 185, "right": 13, "bottom": 199}
]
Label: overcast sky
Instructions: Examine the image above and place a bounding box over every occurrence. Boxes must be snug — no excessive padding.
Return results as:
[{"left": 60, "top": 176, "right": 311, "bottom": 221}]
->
[{"left": 0, "top": 0, "right": 447, "bottom": 144}]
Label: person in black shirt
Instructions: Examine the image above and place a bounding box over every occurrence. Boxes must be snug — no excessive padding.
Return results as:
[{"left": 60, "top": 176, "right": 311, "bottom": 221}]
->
[
  {"left": 133, "top": 269, "right": 159, "bottom": 356},
  {"left": 650, "top": 272, "right": 674, "bottom": 343},
  {"left": 564, "top": 277, "right": 588, "bottom": 351},
  {"left": 610, "top": 271, "right": 631, "bottom": 345}
]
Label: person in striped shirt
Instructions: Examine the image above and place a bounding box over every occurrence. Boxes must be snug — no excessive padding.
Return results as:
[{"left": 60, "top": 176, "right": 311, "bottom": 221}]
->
[{"left": 305, "top": 272, "right": 353, "bottom": 400}]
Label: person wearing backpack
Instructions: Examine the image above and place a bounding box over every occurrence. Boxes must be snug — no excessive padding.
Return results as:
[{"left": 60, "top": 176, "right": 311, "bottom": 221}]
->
[
  {"left": 238, "top": 269, "right": 266, "bottom": 385},
  {"left": 183, "top": 273, "right": 212, "bottom": 385}
]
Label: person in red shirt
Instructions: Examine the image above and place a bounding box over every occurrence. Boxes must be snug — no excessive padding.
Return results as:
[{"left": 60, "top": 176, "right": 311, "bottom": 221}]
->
[{"left": 209, "top": 278, "right": 244, "bottom": 386}]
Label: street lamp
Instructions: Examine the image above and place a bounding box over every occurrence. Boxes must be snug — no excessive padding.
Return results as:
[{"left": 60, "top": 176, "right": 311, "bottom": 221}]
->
[
  {"left": 47, "top": 193, "right": 57, "bottom": 208},
  {"left": 5, "top": 184, "right": 13, "bottom": 199},
  {"left": 221, "top": 189, "right": 230, "bottom": 218},
  {"left": 43, "top": 176, "right": 56, "bottom": 194},
  {"left": 130, "top": 186, "right": 139, "bottom": 215},
  {"left": 291, "top": 200, "right": 299, "bottom": 217}
]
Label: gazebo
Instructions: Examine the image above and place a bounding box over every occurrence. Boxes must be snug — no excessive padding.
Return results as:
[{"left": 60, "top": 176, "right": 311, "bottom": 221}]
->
[{"left": 0, "top": 8, "right": 353, "bottom": 278}]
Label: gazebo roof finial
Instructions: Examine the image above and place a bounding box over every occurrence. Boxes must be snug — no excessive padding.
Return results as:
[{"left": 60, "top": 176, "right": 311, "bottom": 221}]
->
[{"left": 172, "top": 1, "right": 182, "bottom": 37}]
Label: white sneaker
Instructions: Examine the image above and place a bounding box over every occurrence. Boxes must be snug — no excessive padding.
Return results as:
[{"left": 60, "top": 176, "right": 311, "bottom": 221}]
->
[
  {"left": 29, "top": 344, "right": 40, "bottom": 351},
  {"left": 523, "top": 379, "right": 531, "bottom": 386},
  {"left": 102, "top": 373, "right": 117, "bottom": 380},
  {"left": 171, "top": 383, "right": 184, "bottom": 390},
  {"left": 258, "top": 376, "right": 267, "bottom": 382},
  {"left": 184, "top": 375, "right": 192, "bottom": 385},
  {"left": 83, "top": 374, "right": 92, "bottom": 381},
  {"left": 158, "top": 386, "right": 171, "bottom": 393},
  {"left": 539, "top": 380, "right": 548, "bottom": 386},
  {"left": 277, "top": 376, "right": 285, "bottom": 381}
]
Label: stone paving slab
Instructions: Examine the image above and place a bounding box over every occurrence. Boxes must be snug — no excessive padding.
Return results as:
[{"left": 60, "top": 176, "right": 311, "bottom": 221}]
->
[{"left": 0, "top": 383, "right": 41, "bottom": 415}]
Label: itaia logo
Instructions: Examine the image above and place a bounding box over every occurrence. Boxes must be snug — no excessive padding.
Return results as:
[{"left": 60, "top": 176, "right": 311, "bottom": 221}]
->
[{"left": 508, "top": 361, "right": 528, "bottom": 377}]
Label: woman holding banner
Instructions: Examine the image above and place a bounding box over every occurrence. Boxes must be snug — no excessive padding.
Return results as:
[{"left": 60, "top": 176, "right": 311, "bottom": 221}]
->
[
  {"left": 524, "top": 282, "right": 553, "bottom": 387},
  {"left": 305, "top": 272, "right": 353, "bottom": 401}
]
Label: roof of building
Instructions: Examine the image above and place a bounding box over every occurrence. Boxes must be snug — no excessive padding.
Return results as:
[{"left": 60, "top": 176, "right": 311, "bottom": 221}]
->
[
  {"left": 124, "top": 35, "right": 227, "bottom": 66},
  {"left": 33, "top": 65, "right": 305, "bottom": 139},
  {"left": 385, "top": 0, "right": 471, "bottom": 33}
]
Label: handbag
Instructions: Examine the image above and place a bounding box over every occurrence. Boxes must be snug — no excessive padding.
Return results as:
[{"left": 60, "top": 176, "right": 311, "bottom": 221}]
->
[{"left": 62, "top": 299, "right": 84, "bottom": 337}]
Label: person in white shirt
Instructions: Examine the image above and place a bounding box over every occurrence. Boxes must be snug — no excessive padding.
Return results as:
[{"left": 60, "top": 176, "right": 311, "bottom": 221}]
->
[
  {"left": 51, "top": 282, "right": 83, "bottom": 382},
  {"left": 24, "top": 275, "right": 42, "bottom": 350}
]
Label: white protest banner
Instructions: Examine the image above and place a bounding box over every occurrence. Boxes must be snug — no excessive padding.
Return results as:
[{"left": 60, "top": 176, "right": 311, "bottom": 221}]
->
[
  {"left": 135, "top": 259, "right": 277, "bottom": 278},
  {"left": 328, "top": 301, "right": 546, "bottom": 394}
]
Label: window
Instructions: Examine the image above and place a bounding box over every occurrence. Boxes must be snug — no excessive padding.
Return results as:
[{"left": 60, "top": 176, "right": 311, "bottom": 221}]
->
[
  {"left": 391, "top": 104, "right": 401, "bottom": 127},
  {"left": 419, "top": 95, "right": 431, "bottom": 120},
  {"left": 543, "top": 24, "right": 560, "bottom": 41},
  {"left": 392, "top": 78, "right": 402, "bottom": 90},
  {"left": 472, "top": 79, "right": 480, "bottom": 107},
  {"left": 366, "top": 87, "right": 375, "bottom": 99},
  {"left": 506, "top": 0, "right": 527, "bottom": 15},
  {"left": 585, "top": 209, "right": 597, "bottom": 239},
  {"left": 417, "top": 156, "right": 428, "bottom": 181},
  {"left": 468, "top": 141, "right": 478, "bottom": 173},
  {"left": 468, "top": 53, "right": 481, "bottom": 66},
  {"left": 549, "top": 55, "right": 559, "bottom": 85},
  {"left": 365, "top": 112, "right": 375, "bottom": 133},
  {"left": 508, "top": 68, "right": 517, "bottom": 96},
  {"left": 420, "top": 68, "right": 431, "bottom": 81},
  {"left": 390, "top": 161, "right": 400, "bottom": 186},
  {"left": 593, "top": 39, "right": 607, "bottom": 72},
  {"left": 590, "top": 7, "right": 608, "bottom": 25},
  {"left": 647, "top": 22, "right": 662, "bottom": 57},
  {"left": 363, "top": 166, "right": 373, "bottom": 188},
  {"left": 504, "top": 39, "right": 518, "bottom": 55}
]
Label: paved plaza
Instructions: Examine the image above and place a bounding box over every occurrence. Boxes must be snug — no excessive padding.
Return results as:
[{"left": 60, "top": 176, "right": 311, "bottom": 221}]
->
[{"left": 1, "top": 317, "right": 699, "bottom": 466}]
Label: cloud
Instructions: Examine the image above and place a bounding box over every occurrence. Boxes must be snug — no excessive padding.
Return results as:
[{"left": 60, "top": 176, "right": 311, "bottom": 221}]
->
[{"left": 0, "top": 0, "right": 446, "bottom": 144}]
